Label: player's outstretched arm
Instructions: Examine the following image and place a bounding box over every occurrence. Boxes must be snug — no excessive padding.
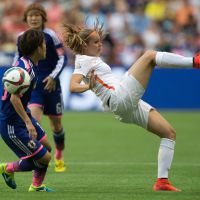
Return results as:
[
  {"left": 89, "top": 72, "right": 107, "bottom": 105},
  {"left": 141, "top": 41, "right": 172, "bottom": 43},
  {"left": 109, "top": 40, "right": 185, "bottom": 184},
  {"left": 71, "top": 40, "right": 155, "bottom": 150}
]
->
[
  {"left": 70, "top": 70, "right": 97, "bottom": 93},
  {"left": 70, "top": 74, "right": 89, "bottom": 93}
]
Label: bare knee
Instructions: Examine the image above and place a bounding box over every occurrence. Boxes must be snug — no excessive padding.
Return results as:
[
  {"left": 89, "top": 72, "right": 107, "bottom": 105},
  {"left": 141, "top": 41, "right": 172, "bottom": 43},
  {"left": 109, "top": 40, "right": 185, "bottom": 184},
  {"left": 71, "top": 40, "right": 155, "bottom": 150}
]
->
[
  {"left": 46, "top": 153, "right": 52, "bottom": 163},
  {"left": 37, "top": 152, "right": 51, "bottom": 165},
  {"left": 165, "top": 127, "right": 176, "bottom": 141},
  {"left": 41, "top": 139, "right": 52, "bottom": 153},
  {"left": 147, "top": 109, "right": 176, "bottom": 141},
  {"left": 49, "top": 117, "right": 62, "bottom": 132},
  {"left": 53, "top": 124, "right": 62, "bottom": 133},
  {"left": 142, "top": 50, "right": 157, "bottom": 67},
  {"left": 44, "top": 152, "right": 51, "bottom": 165},
  {"left": 46, "top": 145, "right": 52, "bottom": 153}
]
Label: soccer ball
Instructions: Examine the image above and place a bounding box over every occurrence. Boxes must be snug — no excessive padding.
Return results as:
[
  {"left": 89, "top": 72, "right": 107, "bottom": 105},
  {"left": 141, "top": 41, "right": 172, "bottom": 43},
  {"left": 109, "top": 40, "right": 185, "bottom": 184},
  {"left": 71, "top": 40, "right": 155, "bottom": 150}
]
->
[{"left": 2, "top": 67, "right": 31, "bottom": 94}]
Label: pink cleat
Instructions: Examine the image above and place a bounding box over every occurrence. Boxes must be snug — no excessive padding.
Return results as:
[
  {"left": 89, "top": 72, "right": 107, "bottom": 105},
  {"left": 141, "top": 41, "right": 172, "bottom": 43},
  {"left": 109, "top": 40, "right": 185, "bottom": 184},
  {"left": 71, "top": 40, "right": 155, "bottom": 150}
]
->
[
  {"left": 193, "top": 52, "right": 200, "bottom": 69},
  {"left": 153, "top": 178, "right": 181, "bottom": 192}
]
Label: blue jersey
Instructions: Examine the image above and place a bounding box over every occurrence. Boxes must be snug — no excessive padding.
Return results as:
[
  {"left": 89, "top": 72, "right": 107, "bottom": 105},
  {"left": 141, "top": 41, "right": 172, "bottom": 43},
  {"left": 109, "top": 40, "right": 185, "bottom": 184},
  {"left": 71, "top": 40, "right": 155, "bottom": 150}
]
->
[
  {"left": 13, "top": 28, "right": 67, "bottom": 84},
  {"left": 0, "top": 56, "right": 36, "bottom": 122}
]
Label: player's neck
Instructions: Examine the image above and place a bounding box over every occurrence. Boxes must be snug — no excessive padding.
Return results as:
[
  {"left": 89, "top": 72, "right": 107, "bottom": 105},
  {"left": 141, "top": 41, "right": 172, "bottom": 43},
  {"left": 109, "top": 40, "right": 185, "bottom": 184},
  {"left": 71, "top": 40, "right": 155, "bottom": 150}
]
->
[{"left": 30, "top": 54, "right": 40, "bottom": 65}]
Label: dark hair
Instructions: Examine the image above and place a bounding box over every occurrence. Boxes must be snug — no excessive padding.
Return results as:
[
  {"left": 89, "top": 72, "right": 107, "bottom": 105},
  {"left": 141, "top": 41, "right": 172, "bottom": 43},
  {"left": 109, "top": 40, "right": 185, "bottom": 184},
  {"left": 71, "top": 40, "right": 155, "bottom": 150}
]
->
[
  {"left": 19, "top": 29, "right": 44, "bottom": 56},
  {"left": 23, "top": 3, "right": 47, "bottom": 23}
]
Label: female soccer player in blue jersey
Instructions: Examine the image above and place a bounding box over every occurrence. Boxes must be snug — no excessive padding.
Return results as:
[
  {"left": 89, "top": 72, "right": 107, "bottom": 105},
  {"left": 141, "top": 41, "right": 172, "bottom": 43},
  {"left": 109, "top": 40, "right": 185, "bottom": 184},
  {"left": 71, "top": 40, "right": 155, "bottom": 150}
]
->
[
  {"left": 0, "top": 29, "right": 53, "bottom": 192},
  {"left": 62, "top": 22, "right": 200, "bottom": 192},
  {"left": 13, "top": 3, "right": 67, "bottom": 172}
]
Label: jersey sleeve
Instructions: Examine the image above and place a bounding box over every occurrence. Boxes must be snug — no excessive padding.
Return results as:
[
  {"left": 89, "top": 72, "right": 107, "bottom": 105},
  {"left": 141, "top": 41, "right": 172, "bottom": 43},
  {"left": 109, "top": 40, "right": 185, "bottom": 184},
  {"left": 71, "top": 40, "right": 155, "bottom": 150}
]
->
[
  {"left": 44, "top": 28, "right": 67, "bottom": 79},
  {"left": 74, "top": 57, "right": 96, "bottom": 77}
]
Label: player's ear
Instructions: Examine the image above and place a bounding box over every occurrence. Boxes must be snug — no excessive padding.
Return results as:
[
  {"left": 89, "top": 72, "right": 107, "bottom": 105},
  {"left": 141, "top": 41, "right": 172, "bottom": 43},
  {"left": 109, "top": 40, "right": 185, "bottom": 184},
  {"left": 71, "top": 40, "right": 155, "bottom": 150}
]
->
[
  {"left": 82, "top": 43, "right": 88, "bottom": 53},
  {"left": 36, "top": 45, "right": 43, "bottom": 55}
]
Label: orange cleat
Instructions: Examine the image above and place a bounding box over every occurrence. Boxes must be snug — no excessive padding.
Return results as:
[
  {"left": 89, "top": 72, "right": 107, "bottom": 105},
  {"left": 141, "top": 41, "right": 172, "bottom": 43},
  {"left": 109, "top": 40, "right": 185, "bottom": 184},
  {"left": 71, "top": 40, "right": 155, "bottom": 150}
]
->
[
  {"left": 153, "top": 178, "right": 181, "bottom": 192},
  {"left": 193, "top": 52, "right": 200, "bottom": 69}
]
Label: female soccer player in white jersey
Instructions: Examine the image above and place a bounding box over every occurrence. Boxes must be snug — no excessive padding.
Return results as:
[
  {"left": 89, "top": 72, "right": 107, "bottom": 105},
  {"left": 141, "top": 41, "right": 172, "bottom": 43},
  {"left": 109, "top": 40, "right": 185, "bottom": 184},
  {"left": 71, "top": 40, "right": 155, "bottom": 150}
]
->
[
  {"left": 62, "top": 22, "right": 200, "bottom": 192},
  {"left": 0, "top": 29, "right": 53, "bottom": 192}
]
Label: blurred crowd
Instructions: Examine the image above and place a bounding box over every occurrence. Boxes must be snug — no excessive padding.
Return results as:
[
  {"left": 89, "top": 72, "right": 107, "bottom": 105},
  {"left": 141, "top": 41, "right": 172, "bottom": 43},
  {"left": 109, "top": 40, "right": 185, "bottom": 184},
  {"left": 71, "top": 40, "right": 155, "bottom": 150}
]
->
[{"left": 1, "top": 0, "right": 200, "bottom": 67}]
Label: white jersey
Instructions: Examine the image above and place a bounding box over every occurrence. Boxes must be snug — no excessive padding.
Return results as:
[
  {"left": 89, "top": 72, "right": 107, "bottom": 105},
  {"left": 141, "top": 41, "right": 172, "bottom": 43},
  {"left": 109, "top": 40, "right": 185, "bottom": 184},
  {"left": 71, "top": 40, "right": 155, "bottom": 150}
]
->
[{"left": 74, "top": 54, "right": 119, "bottom": 106}]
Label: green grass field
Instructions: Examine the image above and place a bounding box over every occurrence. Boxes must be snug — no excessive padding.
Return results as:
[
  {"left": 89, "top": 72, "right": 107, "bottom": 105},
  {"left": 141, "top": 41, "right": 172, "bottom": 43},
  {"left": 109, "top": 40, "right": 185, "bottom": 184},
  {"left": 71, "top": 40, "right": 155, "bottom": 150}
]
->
[{"left": 0, "top": 111, "right": 200, "bottom": 200}]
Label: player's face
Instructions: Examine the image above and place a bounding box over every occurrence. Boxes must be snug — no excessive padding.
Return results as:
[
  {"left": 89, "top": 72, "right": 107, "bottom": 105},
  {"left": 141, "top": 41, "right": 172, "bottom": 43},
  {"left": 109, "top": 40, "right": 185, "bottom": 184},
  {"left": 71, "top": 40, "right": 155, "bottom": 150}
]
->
[
  {"left": 26, "top": 10, "right": 43, "bottom": 30},
  {"left": 84, "top": 32, "right": 102, "bottom": 57}
]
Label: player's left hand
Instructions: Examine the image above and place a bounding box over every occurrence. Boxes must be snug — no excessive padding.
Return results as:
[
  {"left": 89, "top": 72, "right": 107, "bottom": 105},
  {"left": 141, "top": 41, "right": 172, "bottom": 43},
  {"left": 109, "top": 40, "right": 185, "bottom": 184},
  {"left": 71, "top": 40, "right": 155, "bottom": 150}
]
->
[
  {"left": 89, "top": 69, "right": 97, "bottom": 89},
  {"left": 43, "top": 76, "right": 56, "bottom": 92}
]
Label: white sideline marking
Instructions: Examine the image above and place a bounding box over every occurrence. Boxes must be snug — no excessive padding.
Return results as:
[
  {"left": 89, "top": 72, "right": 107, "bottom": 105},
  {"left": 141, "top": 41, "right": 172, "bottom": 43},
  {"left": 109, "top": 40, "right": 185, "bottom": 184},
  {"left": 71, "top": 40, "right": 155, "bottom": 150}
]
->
[{"left": 51, "top": 161, "right": 200, "bottom": 167}]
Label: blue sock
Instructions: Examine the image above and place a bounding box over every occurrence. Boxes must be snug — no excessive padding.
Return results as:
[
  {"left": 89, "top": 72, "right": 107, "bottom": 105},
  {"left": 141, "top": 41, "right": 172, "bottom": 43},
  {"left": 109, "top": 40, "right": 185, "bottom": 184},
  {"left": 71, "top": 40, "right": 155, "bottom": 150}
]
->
[{"left": 53, "top": 128, "right": 65, "bottom": 150}]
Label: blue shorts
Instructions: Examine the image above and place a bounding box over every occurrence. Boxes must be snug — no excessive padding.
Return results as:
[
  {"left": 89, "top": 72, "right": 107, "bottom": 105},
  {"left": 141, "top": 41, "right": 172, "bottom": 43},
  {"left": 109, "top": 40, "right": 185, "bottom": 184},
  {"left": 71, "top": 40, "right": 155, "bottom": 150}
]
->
[
  {"left": 28, "top": 86, "right": 64, "bottom": 116},
  {"left": 0, "top": 115, "right": 47, "bottom": 160}
]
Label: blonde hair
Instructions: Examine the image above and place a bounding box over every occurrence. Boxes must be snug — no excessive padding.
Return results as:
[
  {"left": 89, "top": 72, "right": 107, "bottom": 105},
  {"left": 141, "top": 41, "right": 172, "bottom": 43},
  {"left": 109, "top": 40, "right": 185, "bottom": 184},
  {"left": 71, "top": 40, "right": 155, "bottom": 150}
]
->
[{"left": 62, "top": 21, "right": 105, "bottom": 54}]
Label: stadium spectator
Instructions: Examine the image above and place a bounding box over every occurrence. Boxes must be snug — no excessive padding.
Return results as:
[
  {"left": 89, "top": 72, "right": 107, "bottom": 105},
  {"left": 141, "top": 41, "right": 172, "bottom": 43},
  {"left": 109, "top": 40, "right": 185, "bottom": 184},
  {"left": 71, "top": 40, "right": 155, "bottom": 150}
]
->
[
  {"left": 0, "top": 29, "right": 53, "bottom": 192},
  {"left": 12, "top": 3, "right": 67, "bottom": 172},
  {"left": 144, "top": 0, "right": 167, "bottom": 22},
  {"left": 131, "top": 4, "right": 150, "bottom": 34},
  {"left": 1, "top": 1, "right": 200, "bottom": 69},
  {"left": 84, "top": 2, "right": 107, "bottom": 30},
  {"left": 106, "top": 0, "right": 133, "bottom": 42},
  {"left": 142, "top": 21, "right": 161, "bottom": 49},
  {"left": 62, "top": 21, "right": 200, "bottom": 191},
  {"left": 46, "top": 0, "right": 64, "bottom": 30},
  {"left": 174, "top": 0, "right": 196, "bottom": 30}
]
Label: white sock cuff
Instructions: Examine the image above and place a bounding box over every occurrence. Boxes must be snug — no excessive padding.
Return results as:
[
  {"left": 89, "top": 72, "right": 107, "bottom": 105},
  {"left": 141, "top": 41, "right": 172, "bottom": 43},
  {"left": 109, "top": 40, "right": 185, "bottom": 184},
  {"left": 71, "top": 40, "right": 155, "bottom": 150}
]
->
[
  {"left": 155, "top": 51, "right": 193, "bottom": 68},
  {"left": 160, "top": 138, "right": 175, "bottom": 150},
  {"left": 155, "top": 51, "right": 163, "bottom": 66}
]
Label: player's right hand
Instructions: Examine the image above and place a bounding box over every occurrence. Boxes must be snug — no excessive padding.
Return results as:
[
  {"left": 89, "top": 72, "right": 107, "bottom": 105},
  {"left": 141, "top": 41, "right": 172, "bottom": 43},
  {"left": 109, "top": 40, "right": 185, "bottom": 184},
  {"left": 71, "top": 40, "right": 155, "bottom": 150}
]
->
[
  {"left": 43, "top": 76, "right": 56, "bottom": 92},
  {"left": 26, "top": 121, "right": 37, "bottom": 140}
]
